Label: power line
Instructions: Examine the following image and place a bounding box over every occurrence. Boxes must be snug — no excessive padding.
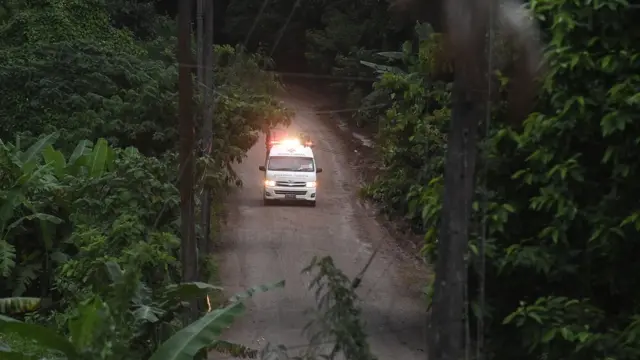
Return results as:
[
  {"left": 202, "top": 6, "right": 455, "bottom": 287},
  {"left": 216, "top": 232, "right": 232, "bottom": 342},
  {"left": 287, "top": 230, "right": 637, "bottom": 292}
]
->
[
  {"left": 243, "top": 0, "right": 271, "bottom": 48},
  {"left": 269, "top": 0, "right": 301, "bottom": 58},
  {"left": 21, "top": 44, "right": 382, "bottom": 84}
]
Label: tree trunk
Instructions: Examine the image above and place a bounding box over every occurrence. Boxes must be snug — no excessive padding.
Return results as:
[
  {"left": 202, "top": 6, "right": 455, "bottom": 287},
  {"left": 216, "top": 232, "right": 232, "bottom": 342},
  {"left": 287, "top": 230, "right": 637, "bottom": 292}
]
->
[
  {"left": 201, "top": 0, "right": 214, "bottom": 257},
  {"left": 427, "top": 9, "right": 488, "bottom": 351},
  {"left": 428, "top": 70, "right": 484, "bottom": 360},
  {"left": 178, "top": 0, "right": 198, "bottom": 321}
]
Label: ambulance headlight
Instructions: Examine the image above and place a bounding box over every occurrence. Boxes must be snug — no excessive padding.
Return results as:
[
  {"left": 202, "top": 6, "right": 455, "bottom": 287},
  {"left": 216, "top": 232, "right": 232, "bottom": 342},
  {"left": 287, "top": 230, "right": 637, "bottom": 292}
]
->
[
  {"left": 264, "top": 180, "right": 276, "bottom": 187},
  {"left": 306, "top": 181, "right": 316, "bottom": 188}
]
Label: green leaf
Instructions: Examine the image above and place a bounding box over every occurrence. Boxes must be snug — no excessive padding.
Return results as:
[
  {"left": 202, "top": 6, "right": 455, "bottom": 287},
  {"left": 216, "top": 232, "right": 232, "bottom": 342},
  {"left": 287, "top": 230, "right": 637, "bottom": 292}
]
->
[
  {"left": 133, "top": 305, "right": 161, "bottom": 323},
  {"left": 42, "top": 145, "right": 66, "bottom": 178},
  {"left": 0, "top": 191, "right": 22, "bottom": 229},
  {"left": 0, "top": 349, "right": 40, "bottom": 360},
  {"left": 528, "top": 312, "right": 543, "bottom": 324},
  {"left": 150, "top": 280, "right": 284, "bottom": 360},
  {"left": 542, "top": 328, "right": 556, "bottom": 342},
  {"left": 578, "top": 332, "right": 589, "bottom": 342},
  {"left": 228, "top": 280, "right": 285, "bottom": 303},
  {"left": 163, "top": 282, "right": 224, "bottom": 303},
  {"left": 18, "top": 133, "right": 59, "bottom": 169},
  {"left": 0, "top": 318, "right": 78, "bottom": 359},
  {"left": 149, "top": 302, "right": 246, "bottom": 360},
  {"left": 415, "top": 22, "right": 434, "bottom": 40},
  {"left": 68, "top": 140, "right": 92, "bottom": 168},
  {"left": 88, "top": 138, "right": 109, "bottom": 178},
  {"left": 502, "top": 312, "right": 516, "bottom": 324},
  {"left": 5, "top": 213, "right": 62, "bottom": 235},
  {"left": 376, "top": 51, "right": 404, "bottom": 60},
  {"left": 15, "top": 161, "right": 52, "bottom": 187},
  {"left": 104, "top": 261, "right": 124, "bottom": 284},
  {"left": 0, "top": 314, "right": 19, "bottom": 323},
  {"left": 68, "top": 298, "right": 103, "bottom": 351},
  {"left": 359, "top": 60, "right": 405, "bottom": 75}
]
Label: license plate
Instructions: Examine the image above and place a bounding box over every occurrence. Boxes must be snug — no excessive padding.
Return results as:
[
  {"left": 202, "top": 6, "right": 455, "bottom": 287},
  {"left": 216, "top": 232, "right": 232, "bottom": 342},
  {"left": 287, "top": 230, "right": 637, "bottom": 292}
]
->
[{"left": 284, "top": 194, "right": 296, "bottom": 199}]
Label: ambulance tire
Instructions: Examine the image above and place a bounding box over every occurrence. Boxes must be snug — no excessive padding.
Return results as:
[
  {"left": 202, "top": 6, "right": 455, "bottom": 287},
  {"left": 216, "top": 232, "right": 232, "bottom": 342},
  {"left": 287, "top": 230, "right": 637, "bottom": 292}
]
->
[
  {"left": 263, "top": 198, "right": 272, "bottom": 206},
  {"left": 308, "top": 201, "right": 316, "bottom": 207}
]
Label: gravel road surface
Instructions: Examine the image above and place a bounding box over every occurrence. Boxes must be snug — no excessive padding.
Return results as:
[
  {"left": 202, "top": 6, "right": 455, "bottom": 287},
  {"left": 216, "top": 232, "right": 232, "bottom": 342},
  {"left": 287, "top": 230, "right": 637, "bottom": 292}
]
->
[{"left": 209, "top": 90, "right": 427, "bottom": 360}]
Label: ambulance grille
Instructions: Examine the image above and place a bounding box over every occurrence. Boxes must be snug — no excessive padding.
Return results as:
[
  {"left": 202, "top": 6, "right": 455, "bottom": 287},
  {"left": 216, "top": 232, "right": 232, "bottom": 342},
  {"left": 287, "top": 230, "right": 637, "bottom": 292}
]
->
[{"left": 275, "top": 181, "right": 306, "bottom": 187}]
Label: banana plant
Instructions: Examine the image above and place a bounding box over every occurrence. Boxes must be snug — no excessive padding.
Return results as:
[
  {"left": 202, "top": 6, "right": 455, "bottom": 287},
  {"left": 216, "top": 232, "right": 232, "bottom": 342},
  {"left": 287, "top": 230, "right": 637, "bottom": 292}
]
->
[
  {"left": 1, "top": 135, "right": 118, "bottom": 295},
  {"left": 42, "top": 138, "right": 116, "bottom": 179},
  {"left": 0, "top": 133, "right": 62, "bottom": 279},
  {"left": 0, "top": 280, "right": 284, "bottom": 359}
]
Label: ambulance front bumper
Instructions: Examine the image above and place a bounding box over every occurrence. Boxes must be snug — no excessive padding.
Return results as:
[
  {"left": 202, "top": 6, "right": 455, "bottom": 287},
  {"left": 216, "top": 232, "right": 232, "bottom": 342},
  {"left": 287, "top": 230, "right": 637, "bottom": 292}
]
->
[{"left": 263, "top": 185, "right": 317, "bottom": 201}]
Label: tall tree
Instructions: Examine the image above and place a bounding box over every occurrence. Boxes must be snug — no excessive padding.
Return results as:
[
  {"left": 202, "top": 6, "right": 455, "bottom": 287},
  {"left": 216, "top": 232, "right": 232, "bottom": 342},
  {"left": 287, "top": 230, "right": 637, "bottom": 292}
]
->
[{"left": 178, "top": 0, "right": 198, "bottom": 320}]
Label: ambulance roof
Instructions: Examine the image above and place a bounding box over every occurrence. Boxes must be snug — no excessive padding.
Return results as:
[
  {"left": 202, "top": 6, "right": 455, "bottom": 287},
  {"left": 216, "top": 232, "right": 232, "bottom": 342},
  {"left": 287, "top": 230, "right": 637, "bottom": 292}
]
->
[{"left": 269, "top": 143, "right": 314, "bottom": 158}]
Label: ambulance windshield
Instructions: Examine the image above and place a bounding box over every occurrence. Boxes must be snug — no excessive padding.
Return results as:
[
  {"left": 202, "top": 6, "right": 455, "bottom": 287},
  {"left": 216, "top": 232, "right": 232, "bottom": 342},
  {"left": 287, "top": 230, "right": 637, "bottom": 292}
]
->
[{"left": 267, "top": 156, "right": 315, "bottom": 172}]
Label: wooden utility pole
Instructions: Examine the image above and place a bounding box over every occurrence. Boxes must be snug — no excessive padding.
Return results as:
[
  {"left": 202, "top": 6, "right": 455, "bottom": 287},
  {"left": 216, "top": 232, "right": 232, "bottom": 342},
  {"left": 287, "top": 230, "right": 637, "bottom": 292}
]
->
[
  {"left": 197, "top": 0, "right": 204, "bottom": 97},
  {"left": 178, "top": 0, "right": 198, "bottom": 317},
  {"left": 427, "top": 3, "right": 488, "bottom": 360},
  {"left": 195, "top": 0, "right": 206, "bottom": 263},
  {"left": 200, "top": 0, "right": 214, "bottom": 256},
  {"left": 426, "top": 1, "right": 544, "bottom": 359}
]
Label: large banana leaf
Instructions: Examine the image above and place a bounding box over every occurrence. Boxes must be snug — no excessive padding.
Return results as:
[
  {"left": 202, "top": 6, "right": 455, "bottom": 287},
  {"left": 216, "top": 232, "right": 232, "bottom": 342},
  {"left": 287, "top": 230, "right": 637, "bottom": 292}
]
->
[
  {"left": 149, "top": 301, "right": 245, "bottom": 360},
  {"left": 67, "top": 298, "right": 103, "bottom": 351},
  {"left": 359, "top": 60, "right": 405, "bottom": 75},
  {"left": 88, "top": 138, "right": 110, "bottom": 178},
  {"left": 228, "top": 280, "right": 284, "bottom": 303},
  {"left": 0, "top": 317, "right": 78, "bottom": 359},
  {"left": 162, "top": 282, "right": 224, "bottom": 303},
  {"left": 67, "top": 140, "right": 92, "bottom": 171},
  {"left": 149, "top": 280, "right": 285, "bottom": 360},
  {"left": 42, "top": 145, "right": 66, "bottom": 178},
  {"left": 376, "top": 51, "right": 404, "bottom": 60},
  {"left": 15, "top": 132, "right": 59, "bottom": 170}
]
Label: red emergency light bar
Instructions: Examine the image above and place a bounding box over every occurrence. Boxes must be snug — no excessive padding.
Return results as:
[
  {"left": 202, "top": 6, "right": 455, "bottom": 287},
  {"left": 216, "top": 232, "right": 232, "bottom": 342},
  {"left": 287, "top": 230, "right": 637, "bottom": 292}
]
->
[{"left": 268, "top": 138, "right": 313, "bottom": 148}]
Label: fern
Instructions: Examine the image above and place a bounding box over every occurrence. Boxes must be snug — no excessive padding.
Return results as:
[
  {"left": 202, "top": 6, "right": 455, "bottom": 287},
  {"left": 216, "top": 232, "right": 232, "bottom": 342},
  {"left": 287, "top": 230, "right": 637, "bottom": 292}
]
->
[
  {"left": 0, "top": 240, "right": 16, "bottom": 277},
  {"left": 299, "top": 256, "right": 376, "bottom": 360},
  {"left": 11, "top": 263, "right": 41, "bottom": 297}
]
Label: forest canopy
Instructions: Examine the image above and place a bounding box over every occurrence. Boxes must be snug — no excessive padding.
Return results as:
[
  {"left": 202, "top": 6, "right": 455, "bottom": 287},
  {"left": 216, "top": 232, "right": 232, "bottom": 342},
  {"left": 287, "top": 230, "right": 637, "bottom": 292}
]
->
[{"left": 1, "top": 0, "right": 640, "bottom": 359}]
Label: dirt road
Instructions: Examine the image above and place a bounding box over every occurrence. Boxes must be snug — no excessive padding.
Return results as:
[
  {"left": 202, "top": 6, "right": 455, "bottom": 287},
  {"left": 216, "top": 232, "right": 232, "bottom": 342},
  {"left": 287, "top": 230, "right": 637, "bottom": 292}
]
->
[{"left": 210, "top": 89, "right": 427, "bottom": 359}]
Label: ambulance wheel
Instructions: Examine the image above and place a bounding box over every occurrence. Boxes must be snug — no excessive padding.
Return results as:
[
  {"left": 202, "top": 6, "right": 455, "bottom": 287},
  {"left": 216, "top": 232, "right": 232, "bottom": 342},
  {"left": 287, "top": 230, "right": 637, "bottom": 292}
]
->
[
  {"left": 308, "top": 201, "right": 316, "bottom": 207},
  {"left": 263, "top": 198, "right": 271, "bottom": 206}
]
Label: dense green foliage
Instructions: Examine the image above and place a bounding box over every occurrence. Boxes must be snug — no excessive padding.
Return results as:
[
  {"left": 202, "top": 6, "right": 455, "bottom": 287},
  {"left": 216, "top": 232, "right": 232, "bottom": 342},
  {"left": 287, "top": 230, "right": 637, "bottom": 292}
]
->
[
  {"left": 3, "top": 0, "right": 640, "bottom": 358},
  {"left": 357, "top": 1, "right": 640, "bottom": 360},
  {"left": 224, "top": 0, "right": 413, "bottom": 117},
  {"left": 0, "top": 0, "right": 291, "bottom": 358}
]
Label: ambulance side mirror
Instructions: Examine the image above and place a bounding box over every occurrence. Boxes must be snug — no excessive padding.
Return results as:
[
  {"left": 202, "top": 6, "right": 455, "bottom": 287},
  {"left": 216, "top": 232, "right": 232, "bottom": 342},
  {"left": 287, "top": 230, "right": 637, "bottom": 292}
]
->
[
  {"left": 258, "top": 166, "right": 266, "bottom": 171},
  {"left": 316, "top": 168, "right": 323, "bottom": 173}
]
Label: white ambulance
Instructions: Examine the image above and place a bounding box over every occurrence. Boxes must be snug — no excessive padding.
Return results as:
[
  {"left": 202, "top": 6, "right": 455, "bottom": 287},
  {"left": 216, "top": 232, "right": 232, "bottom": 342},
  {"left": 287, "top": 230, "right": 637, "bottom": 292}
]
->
[{"left": 259, "top": 138, "right": 322, "bottom": 206}]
